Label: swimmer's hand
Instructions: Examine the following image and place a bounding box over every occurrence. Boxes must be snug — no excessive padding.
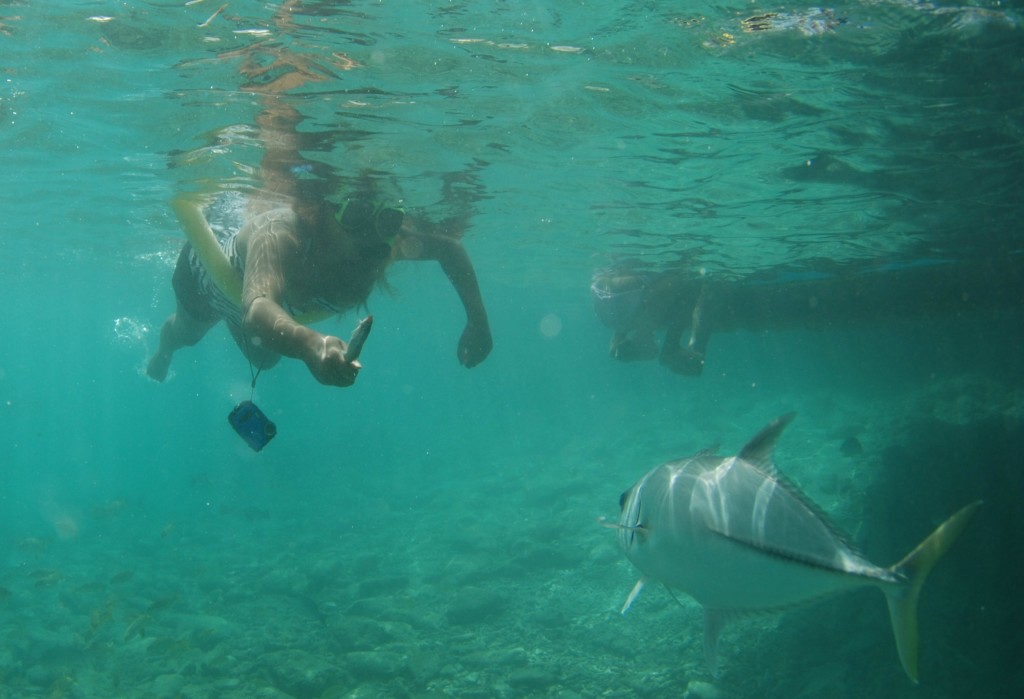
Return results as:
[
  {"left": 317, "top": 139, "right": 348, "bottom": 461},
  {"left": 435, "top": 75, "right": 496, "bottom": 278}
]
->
[
  {"left": 458, "top": 321, "right": 492, "bottom": 368},
  {"left": 660, "top": 346, "right": 705, "bottom": 376},
  {"left": 306, "top": 335, "right": 361, "bottom": 387},
  {"left": 609, "top": 332, "right": 658, "bottom": 362}
]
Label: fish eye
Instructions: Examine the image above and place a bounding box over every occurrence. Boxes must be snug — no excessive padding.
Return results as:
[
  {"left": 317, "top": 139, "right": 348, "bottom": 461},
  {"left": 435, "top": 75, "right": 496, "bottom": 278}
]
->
[{"left": 619, "top": 490, "right": 628, "bottom": 509}]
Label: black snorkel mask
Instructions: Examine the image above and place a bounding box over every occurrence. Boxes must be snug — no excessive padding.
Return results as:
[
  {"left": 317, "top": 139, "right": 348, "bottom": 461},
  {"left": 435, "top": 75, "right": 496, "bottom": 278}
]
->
[{"left": 335, "top": 199, "right": 405, "bottom": 247}]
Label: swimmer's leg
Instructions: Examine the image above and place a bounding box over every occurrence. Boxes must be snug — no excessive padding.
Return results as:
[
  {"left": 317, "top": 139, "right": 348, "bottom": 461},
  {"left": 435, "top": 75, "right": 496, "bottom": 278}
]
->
[
  {"left": 226, "top": 322, "right": 282, "bottom": 371},
  {"left": 659, "top": 321, "right": 705, "bottom": 376},
  {"left": 660, "top": 285, "right": 713, "bottom": 376},
  {"left": 147, "top": 302, "right": 217, "bottom": 382}
]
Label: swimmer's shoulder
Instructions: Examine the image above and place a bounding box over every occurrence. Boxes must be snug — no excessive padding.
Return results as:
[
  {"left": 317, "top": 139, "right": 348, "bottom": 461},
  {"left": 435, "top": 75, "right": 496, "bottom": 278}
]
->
[{"left": 237, "top": 207, "right": 301, "bottom": 248}]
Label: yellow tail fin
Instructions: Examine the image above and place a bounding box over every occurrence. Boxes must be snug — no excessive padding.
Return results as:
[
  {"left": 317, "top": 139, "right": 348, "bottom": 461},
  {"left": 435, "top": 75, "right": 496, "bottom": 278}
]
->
[{"left": 884, "top": 501, "right": 981, "bottom": 683}]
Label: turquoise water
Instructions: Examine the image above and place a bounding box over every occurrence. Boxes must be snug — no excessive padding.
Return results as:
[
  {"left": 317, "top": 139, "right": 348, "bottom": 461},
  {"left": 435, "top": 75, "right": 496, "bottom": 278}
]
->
[{"left": 1, "top": 1, "right": 1022, "bottom": 697}]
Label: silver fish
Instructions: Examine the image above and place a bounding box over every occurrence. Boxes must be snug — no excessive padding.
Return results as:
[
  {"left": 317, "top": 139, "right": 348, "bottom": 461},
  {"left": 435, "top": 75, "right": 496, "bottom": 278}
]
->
[{"left": 610, "top": 413, "right": 979, "bottom": 683}]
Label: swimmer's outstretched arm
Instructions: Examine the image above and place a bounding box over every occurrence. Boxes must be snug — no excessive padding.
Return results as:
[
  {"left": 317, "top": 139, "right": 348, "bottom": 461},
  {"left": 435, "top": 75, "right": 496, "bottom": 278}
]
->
[
  {"left": 688, "top": 284, "right": 715, "bottom": 357},
  {"left": 241, "top": 229, "right": 360, "bottom": 387},
  {"left": 658, "top": 280, "right": 714, "bottom": 376}
]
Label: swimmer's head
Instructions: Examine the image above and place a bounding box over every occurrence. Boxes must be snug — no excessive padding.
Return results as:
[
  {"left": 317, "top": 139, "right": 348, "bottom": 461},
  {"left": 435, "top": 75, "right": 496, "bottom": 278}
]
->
[
  {"left": 591, "top": 272, "right": 646, "bottom": 297},
  {"left": 591, "top": 272, "right": 646, "bottom": 330},
  {"left": 335, "top": 199, "right": 405, "bottom": 248}
]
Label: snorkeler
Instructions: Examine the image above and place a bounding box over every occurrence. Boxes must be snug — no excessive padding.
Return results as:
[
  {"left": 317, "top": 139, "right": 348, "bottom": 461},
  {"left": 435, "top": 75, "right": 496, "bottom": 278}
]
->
[
  {"left": 590, "top": 271, "right": 710, "bottom": 376},
  {"left": 147, "top": 186, "right": 493, "bottom": 387},
  {"left": 148, "top": 8, "right": 492, "bottom": 387},
  {"left": 592, "top": 256, "right": 1024, "bottom": 377}
]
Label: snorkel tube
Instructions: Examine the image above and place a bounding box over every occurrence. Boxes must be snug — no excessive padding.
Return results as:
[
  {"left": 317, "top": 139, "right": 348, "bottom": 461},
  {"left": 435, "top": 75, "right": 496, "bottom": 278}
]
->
[{"left": 172, "top": 195, "right": 243, "bottom": 305}]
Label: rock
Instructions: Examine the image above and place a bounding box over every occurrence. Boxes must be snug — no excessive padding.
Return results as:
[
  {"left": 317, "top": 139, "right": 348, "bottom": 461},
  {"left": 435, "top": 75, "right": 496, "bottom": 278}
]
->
[
  {"left": 445, "top": 588, "right": 506, "bottom": 625},
  {"left": 343, "top": 650, "right": 409, "bottom": 681},
  {"left": 151, "top": 673, "right": 186, "bottom": 696},
  {"left": 337, "top": 683, "right": 396, "bottom": 699},
  {"left": 356, "top": 575, "right": 409, "bottom": 597},
  {"left": 461, "top": 647, "right": 529, "bottom": 669},
  {"left": 24, "top": 625, "right": 77, "bottom": 662},
  {"left": 684, "top": 680, "right": 725, "bottom": 699},
  {"left": 507, "top": 666, "right": 558, "bottom": 690},
  {"left": 325, "top": 615, "right": 392, "bottom": 652},
  {"left": 554, "top": 691, "right": 584, "bottom": 699},
  {"left": 342, "top": 597, "right": 436, "bottom": 632},
  {"left": 174, "top": 685, "right": 213, "bottom": 699},
  {"left": 262, "top": 648, "right": 345, "bottom": 698},
  {"left": 251, "top": 688, "right": 299, "bottom": 699},
  {"left": 260, "top": 569, "right": 309, "bottom": 596}
]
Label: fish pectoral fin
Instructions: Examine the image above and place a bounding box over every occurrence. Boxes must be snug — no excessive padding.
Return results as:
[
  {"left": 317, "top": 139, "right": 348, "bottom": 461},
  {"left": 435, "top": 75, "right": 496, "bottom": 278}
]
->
[
  {"left": 620, "top": 578, "right": 646, "bottom": 614},
  {"left": 703, "top": 608, "right": 728, "bottom": 678}
]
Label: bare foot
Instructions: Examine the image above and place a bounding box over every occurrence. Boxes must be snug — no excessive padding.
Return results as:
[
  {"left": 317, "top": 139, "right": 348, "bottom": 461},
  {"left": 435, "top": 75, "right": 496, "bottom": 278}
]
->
[{"left": 147, "top": 351, "right": 171, "bottom": 382}]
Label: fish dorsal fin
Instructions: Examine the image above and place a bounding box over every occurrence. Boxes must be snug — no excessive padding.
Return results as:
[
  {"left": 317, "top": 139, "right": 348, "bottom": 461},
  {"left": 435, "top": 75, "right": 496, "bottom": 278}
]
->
[
  {"left": 737, "top": 412, "right": 796, "bottom": 476},
  {"left": 735, "top": 413, "right": 866, "bottom": 558}
]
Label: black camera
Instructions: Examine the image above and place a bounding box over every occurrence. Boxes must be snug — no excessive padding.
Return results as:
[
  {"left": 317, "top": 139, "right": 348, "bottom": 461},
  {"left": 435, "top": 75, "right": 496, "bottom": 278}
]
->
[{"left": 228, "top": 400, "right": 277, "bottom": 451}]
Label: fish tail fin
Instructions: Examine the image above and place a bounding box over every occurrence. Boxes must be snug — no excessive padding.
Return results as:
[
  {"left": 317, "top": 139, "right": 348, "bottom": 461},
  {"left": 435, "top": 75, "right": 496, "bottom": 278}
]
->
[{"left": 883, "top": 500, "right": 981, "bottom": 683}]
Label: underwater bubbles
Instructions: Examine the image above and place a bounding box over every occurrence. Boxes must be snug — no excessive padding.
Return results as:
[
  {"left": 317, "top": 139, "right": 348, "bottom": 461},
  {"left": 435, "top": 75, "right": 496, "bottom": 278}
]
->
[
  {"left": 114, "top": 317, "right": 150, "bottom": 346},
  {"left": 113, "top": 317, "right": 153, "bottom": 377}
]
